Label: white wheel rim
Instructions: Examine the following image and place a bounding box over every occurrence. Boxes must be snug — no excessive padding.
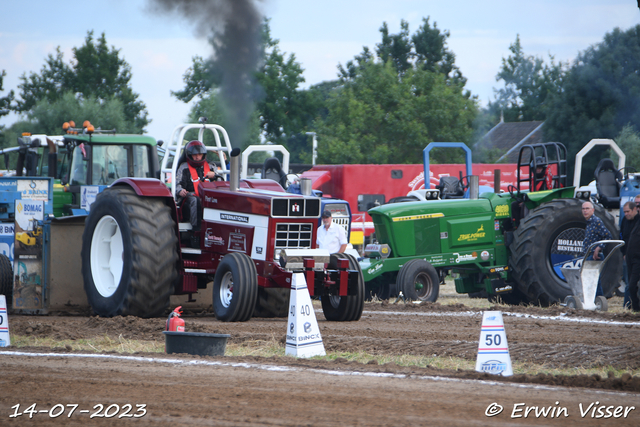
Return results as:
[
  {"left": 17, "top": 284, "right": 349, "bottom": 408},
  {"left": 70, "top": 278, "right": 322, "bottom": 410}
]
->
[
  {"left": 91, "top": 215, "right": 124, "bottom": 298},
  {"left": 219, "top": 271, "right": 234, "bottom": 308}
]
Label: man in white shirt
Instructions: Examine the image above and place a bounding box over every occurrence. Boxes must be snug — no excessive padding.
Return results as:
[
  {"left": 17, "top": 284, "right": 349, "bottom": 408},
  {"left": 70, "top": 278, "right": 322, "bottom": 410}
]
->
[{"left": 316, "top": 210, "right": 347, "bottom": 253}]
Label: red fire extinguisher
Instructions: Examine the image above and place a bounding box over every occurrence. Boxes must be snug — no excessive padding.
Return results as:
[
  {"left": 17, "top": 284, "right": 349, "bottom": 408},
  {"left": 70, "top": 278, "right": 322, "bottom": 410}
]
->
[{"left": 166, "top": 306, "right": 185, "bottom": 332}]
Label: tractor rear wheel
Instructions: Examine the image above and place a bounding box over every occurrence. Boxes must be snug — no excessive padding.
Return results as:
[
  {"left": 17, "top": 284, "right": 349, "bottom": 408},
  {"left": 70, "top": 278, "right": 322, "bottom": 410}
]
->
[
  {"left": 212, "top": 252, "right": 258, "bottom": 322},
  {"left": 397, "top": 259, "right": 439, "bottom": 302},
  {"left": 82, "top": 186, "right": 179, "bottom": 317},
  {"left": 322, "top": 253, "right": 364, "bottom": 321},
  {"left": 0, "top": 254, "right": 12, "bottom": 305},
  {"left": 510, "top": 198, "right": 622, "bottom": 305}
]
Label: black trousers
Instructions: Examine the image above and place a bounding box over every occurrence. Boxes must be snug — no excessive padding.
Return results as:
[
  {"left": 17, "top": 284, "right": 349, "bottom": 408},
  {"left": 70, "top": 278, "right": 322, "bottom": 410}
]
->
[
  {"left": 183, "top": 195, "right": 202, "bottom": 230},
  {"left": 627, "top": 260, "right": 640, "bottom": 312}
]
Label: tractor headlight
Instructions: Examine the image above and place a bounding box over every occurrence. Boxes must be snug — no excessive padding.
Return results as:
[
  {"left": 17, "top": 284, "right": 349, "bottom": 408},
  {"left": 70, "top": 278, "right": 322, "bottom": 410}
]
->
[
  {"left": 575, "top": 190, "right": 591, "bottom": 200},
  {"left": 426, "top": 189, "right": 440, "bottom": 200}
]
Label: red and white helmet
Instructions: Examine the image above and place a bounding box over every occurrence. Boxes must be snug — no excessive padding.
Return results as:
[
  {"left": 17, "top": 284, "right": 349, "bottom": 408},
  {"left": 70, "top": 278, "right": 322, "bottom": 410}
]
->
[{"left": 185, "top": 140, "right": 207, "bottom": 167}]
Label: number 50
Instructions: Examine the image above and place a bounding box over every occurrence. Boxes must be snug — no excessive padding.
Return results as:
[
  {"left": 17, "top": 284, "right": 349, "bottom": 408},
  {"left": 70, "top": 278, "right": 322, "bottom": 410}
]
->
[{"left": 485, "top": 334, "right": 501, "bottom": 346}]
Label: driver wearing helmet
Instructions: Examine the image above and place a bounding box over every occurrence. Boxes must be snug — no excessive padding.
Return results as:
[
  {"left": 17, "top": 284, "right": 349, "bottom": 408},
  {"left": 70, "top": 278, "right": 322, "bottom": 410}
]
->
[
  {"left": 530, "top": 156, "right": 552, "bottom": 191},
  {"left": 175, "top": 140, "right": 221, "bottom": 246}
]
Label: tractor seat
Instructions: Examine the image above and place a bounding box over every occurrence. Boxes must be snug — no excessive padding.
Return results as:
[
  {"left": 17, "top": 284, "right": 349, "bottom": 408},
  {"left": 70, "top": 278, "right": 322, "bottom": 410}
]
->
[
  {"left": 437, "top": 176, "right": 464, "bottom": 199},
  {"left": 262, "top": 157, "right": 288, "bottom": 188},
  {"left": 594, "top": 158, "right": 622, "bottom": 209}
]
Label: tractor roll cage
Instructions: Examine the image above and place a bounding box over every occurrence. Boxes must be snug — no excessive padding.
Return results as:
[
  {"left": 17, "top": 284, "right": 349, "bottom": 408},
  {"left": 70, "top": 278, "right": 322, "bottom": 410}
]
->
[{"left": 516, "top": 142, "right": 568, "bottom": 193}]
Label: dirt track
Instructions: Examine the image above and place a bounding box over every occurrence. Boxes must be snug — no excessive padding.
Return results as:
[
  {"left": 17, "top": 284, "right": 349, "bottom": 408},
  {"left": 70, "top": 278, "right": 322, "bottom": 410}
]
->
[{"left": 1, "top": 297, "right": 640, "bottom": 426}]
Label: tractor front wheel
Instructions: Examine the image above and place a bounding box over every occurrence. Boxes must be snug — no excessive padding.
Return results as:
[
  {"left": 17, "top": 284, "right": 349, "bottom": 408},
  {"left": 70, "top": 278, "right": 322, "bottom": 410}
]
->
[
  {"left": 212, "top": 252, "right": 258, "bottom": 322},
  {"left": 397, "top": 259, "right": 439, "bottom": 302}
]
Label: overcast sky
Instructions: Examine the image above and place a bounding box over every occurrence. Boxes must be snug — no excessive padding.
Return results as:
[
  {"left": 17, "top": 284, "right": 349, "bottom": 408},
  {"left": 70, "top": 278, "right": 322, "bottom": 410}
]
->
[{"left": 1, "top": 0, "right": 639, "bottom": 142}]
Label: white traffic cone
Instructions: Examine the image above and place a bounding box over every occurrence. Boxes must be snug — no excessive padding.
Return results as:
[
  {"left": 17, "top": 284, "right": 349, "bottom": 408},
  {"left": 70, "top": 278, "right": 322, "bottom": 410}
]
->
[
  {"left": 285, "top": 273, "right": 325, "bottom": 358},
  {"left": 0, "top": 295, "right": 10, "bottom": 347},
  {"left": 475, "top": 310, "right": 512, "bottom": 376}
]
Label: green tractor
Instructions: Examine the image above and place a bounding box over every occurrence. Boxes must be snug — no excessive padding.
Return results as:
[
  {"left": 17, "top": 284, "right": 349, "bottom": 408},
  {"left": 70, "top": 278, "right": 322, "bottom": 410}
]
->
[
  {"left": 9, "top": 122, "right": 160, "bottom": 218},
  {"left": 361, "top": 142, "right": 622, "bottom": 305}
]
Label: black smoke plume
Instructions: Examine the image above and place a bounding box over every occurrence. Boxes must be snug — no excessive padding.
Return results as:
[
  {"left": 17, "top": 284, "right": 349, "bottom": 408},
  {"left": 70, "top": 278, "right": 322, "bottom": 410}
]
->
[{"left": 148, "top": 0, "right": 264, "bottom": 146}]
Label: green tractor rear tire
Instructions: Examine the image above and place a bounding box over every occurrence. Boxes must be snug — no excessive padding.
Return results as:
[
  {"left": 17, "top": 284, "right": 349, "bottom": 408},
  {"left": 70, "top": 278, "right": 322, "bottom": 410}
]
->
[{"left": 510, "top": 198, "right": 621, "bottom": 305}]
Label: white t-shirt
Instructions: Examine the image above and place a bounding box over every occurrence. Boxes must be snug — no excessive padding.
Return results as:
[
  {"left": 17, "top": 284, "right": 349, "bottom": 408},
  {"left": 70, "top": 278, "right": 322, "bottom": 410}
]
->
[{"left": 316, "top": 222, "right": 348, "bottom": 253}]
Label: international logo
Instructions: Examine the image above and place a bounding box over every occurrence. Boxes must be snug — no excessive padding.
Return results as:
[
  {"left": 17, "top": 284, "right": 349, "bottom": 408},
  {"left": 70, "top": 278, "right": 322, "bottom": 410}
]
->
[{"left": 220, "top": 213, "right": 248, "bottom": 223}]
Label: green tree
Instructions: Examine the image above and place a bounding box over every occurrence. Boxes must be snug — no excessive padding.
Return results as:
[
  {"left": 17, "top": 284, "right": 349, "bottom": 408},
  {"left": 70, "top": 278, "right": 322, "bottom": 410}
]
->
[
  {"left": 616, "top": 124, "right": 640, "bottom": 172},
  {"left": 256, "top": 23, "right": 309, "bottom": 144},
  {"left": 185, "top": 94, "right": 261, "bottom": 153},
  {"left": 489, "top": 35, "right": 566, "bottom": 122},
  {"left": 376, "top": 21, "right": 413, "bottom": 75},
  {"left": 315, "top": 61, "right": 477, "bottom": 164},
  {"left": 174, "top": 19, "right": 314, "bottom": 158},
  {"left": 27, "top": 91, "right": 133, "bottom": 135},
  {"left": 412, "top": 17, "right": 466, "bottom": 87},
  {"left": 341, "top": 17, "right": 467, "bottom": 88},
  {"left": 545, "top": 25, "right": 640, "bottom": 184},
  {"left": 0, "top": 70, "right": 15, "bottom": 148},
  {"left": 0, "top": 70, "right": 14, "bottom": 119},
  {"left": 318, "top": 18, "right": 477, "bottom": 164},
  {"left": 15, "top": 32, "right": 148, "bottom": 132}
]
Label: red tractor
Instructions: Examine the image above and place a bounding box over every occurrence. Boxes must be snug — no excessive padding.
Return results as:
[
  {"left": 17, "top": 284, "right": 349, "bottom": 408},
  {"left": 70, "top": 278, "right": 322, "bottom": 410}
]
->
[{"left": 80, "top": 123, "right": 364, "bottom": 321}]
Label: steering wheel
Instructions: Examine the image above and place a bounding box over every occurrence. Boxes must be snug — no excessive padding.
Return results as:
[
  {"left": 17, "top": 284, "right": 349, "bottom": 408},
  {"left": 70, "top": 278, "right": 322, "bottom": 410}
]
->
[
  {"left": 507, "top": 184, "right": 518, "bottom": 197},
  {"left": 618, "top": 166, "right": 637, "bottom": 181},
  {"left": 458, "top": 175, "right": 470, "bottom": 193},
  {"left": 212, "top": 174, "right": 225, "bottom": 182}
]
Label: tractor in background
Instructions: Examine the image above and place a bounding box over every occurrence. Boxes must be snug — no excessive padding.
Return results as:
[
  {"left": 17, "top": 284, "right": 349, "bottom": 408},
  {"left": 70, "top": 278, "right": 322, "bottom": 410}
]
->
[
  {"left": 0, "top": 121, "right": 163, "bottom": 313},
  {"left": 361, "top": 142, "right": 622, "bottom": 305}
]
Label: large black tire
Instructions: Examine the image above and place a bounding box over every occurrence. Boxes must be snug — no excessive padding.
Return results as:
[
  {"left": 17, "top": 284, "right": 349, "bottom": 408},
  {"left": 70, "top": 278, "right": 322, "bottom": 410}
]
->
[
  {"left": 82, "top": 186, "right": 179, "bottom": 317},
  {"left": 488, "top": 286, "right": 529, "bottom": 305},
  {"left": 212, "top": 252, "right": 258, "bottom": 322},
  {"left": 0, "top": 254, "right": 13, "bottom": 305},
  {"left": 510, "top": 198, "right": 622, "bottom": 305},
  {"left": 364, "top": 272, "right": 395, "bottom": 301},
  {"left": 253, "top": 288, "right": 290, "bottom": 318},
  {"left": 322, "top": 253, "right": 364, "bottom": 321},
  {"left": 397, "top": 259, "right": 439, "bottom": 302}
]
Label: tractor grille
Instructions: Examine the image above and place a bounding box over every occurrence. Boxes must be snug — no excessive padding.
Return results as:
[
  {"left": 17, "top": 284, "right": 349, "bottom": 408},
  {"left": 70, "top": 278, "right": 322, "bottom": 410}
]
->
[
  {"left": 274, "top": 223, "right": 313, "bottom": 256},
  {"left": 332, "top": 216, "right": 350, "bottom": 237}
]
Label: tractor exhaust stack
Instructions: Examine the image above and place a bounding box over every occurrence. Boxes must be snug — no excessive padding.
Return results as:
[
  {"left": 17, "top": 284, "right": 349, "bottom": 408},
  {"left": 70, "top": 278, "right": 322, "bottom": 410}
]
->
[
  {"left": 469, "top": 175, "right": 479, "bottom": 199},
  {"left": 229, "top": 148, "right": 241, "bottom": 191}
]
